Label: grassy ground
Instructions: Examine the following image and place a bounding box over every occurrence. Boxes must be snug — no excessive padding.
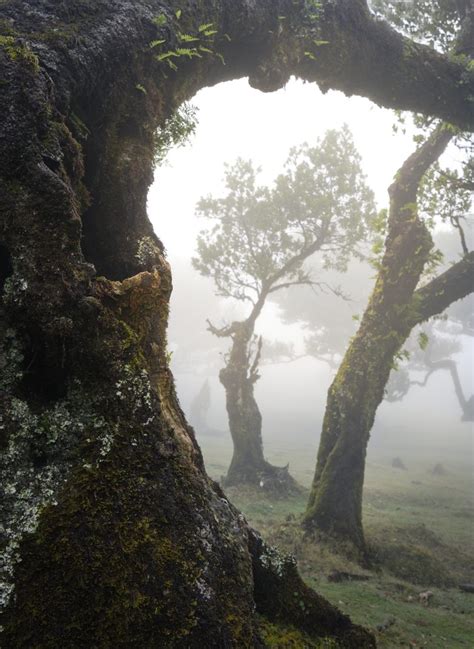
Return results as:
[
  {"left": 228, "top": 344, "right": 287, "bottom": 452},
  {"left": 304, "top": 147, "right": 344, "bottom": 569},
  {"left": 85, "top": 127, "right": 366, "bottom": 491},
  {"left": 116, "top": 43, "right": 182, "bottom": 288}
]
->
[{"left": 200, "top": 435, "right": 474, "bottom": 648}]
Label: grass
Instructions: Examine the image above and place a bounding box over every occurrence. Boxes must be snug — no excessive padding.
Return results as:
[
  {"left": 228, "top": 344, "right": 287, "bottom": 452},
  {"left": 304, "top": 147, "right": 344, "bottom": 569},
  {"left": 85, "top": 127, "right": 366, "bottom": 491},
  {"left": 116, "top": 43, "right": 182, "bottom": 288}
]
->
[{"left": 199, "top": 434, "right": 474, "bottom": 648}]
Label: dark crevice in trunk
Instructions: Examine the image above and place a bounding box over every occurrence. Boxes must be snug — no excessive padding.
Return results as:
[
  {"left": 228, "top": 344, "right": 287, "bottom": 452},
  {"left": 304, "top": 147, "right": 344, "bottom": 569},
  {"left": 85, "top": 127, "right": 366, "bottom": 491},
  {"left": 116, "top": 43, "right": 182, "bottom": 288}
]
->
[
  {"left": 17, "top": 333, "right": 69, "bottom": 404},
  {"left": 0, "top": 246, "right": 68, "bottom": 403},
  {"left": 0, "top": 244, "right": 13, "bottom": 295},
  {"left": 79, "top": 114, "right": 161, "bottom": 281}
]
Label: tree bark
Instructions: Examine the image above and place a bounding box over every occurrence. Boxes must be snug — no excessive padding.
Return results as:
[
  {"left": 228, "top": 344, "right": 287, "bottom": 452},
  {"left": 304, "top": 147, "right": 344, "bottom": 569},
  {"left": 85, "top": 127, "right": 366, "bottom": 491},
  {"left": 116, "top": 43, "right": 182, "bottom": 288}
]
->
[
  {"left": 303, "top": 127, "right": 474, "bottom": 556},
  {"left": 0, "top": 0, "right": 471, "bottom": 645},
  {"left": 220, "top": 323, "right": 267, "bottom": 485},
  {"left": 219, "top": 323, "right": 298, "bottom": 494}
]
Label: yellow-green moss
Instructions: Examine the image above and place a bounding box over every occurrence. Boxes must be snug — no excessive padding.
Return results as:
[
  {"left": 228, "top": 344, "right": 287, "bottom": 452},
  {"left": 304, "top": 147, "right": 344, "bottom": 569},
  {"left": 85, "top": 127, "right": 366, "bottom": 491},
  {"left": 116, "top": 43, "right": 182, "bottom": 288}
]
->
[
  {"left": 0, "top": 35, "right": 39, "bottom": 71},
  {"left": 258, "top": 617, "right": 341, "bottom": 648}
]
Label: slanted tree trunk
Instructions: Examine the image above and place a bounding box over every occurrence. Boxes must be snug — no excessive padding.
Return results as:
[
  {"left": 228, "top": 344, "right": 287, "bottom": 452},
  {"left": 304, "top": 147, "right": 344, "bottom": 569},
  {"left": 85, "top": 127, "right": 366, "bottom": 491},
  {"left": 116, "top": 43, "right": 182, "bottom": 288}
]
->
[
  {"left": 1, "top": 0, "right": 472, "bottom": 646},
  {"left": 303, "top": 126, "right": 474, "bottom": 557}
]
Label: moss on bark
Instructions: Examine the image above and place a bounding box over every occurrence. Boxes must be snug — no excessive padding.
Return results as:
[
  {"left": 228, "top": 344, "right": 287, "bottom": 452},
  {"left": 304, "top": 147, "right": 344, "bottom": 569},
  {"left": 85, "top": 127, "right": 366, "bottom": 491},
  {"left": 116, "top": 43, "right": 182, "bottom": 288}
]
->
[
  {"left": 2, "top": 0, "right": 471, "bottom": 645},
  {"left": 303, "top": 126, "right": 474, "bottom": 557}
]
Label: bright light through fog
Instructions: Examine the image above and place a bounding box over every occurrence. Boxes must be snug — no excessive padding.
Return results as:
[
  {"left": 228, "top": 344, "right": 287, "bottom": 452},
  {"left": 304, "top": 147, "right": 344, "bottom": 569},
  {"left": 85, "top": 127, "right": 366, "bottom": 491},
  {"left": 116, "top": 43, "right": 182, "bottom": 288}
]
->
[{"left": 148, "top": 77, "right": 417, "bottom": 260}]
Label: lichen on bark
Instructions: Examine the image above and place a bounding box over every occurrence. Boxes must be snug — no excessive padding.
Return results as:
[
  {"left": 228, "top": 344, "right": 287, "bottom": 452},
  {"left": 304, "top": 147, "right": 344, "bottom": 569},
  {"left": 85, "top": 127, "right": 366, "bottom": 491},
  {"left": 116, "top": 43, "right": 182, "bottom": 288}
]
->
[
  {"left": 303, "top": 125, "right": 474, "bottom": 557},
  {"left": 1, "top": 0, "right": 472, "bottom": 646}
]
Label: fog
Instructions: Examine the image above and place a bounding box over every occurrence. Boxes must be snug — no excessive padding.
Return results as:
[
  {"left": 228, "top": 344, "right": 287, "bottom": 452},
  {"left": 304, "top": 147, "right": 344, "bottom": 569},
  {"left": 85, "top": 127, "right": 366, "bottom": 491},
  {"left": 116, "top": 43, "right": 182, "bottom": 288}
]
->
[{"left": 148, "top": 78, "right": 473, "bottom": 480}]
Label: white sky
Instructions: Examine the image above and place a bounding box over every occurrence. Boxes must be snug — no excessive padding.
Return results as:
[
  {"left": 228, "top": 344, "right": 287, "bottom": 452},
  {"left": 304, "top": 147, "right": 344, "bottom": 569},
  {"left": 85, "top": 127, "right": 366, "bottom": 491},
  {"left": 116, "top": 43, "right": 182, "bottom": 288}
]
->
[
  {"left": 146, "top": 78, "right": 473, "bottom": 448},
  {"left": 148, "top": 77, "right": 418, "bottom": 260},
  {"left": 147, "top": 76, "right": 471, "bottom": 342}
]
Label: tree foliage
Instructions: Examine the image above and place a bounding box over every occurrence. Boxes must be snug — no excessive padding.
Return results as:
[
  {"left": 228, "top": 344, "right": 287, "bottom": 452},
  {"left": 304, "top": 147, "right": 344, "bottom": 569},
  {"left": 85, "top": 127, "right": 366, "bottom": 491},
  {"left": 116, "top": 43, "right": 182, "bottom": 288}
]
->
[
  {"left": 153, "top": 102, "right": 198, "bottom": 166},
  {"left": 369, "top": 0, "right": 466, "bottom": 52},
  {"left": 193, "top": 126, "right": 376, "bottom": 307}
]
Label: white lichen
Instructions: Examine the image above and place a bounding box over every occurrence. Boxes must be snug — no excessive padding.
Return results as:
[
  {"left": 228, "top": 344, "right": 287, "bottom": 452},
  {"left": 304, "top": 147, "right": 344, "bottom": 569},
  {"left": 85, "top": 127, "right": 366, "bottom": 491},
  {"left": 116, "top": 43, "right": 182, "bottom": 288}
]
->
[
  {"left": 115, "top": 365, "right": 155, "bottom": 426},
  {"left": 0, "top": 385, "right": 114, "bottom": 615},
  {"left": 135, "top": 236, "right": 161, "bottom": 267}
]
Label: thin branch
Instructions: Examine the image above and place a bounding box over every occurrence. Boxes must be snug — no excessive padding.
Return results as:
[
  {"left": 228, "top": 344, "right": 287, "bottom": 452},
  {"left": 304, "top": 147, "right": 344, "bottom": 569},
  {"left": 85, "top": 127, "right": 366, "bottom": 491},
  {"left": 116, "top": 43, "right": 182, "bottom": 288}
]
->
[
  {"left": 409, "top": 359, "right": 469, "bottom": 413},
  {"left": 268, "top": 279, "right": 315, "bottom": 293},
  {"left": 206, "top": 319, "right": 236, "bottom": 338},
  {"left": 437, "top": 168, "right": 474, "bottom": 192},
  {"left": 450, "top": 214, "right": 470, "bottom": 256}
]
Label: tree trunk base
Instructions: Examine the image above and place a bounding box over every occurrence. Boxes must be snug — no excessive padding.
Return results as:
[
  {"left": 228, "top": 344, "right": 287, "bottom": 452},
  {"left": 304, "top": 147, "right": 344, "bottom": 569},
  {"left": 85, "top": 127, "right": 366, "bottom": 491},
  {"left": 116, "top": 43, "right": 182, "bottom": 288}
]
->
[
  {"left": 302, "top": 525, "right": 371, "bottom": 568},
  {"left": 249, "top": 530, "right": 376, "bottom": 648},
  {"left": 223, "top": 461, "right": 302, "bottom": 498}
]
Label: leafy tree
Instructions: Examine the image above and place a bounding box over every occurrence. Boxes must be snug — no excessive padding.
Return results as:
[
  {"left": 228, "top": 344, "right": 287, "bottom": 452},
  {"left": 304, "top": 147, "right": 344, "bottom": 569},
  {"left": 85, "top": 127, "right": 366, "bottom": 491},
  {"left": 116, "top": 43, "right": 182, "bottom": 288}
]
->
[
  {"left": 302, "top": 3, "right": 474, "bottom": 558},
  {"left": 153, "top": 102, "right": 198, "bottom": 166},
  {"left": 369, "top": 0, "right": 468, "bottom": 53},
  {"left": 303, "top": 121, "right": 474, "bottom": 558},
  {"left": 193, "top": 127, "right": 375, "bottom": 490}
]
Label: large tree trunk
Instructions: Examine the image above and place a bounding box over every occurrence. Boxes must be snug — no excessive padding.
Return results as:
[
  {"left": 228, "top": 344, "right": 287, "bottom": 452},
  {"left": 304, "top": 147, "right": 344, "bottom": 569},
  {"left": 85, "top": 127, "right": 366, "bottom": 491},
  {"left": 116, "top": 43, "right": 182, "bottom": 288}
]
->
[
  {"left": 0, "top": 0, "right": 472, "bottom": 645},
  {"left": 303, "top": 127, "right": 474, "bottom": 557}
]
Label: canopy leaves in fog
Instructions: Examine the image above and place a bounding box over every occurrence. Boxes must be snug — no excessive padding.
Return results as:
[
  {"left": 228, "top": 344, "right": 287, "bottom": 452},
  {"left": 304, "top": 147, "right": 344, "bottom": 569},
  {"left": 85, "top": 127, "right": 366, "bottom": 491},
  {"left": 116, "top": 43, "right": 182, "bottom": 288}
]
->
[
  {"left": 370, "top": 0, "right": 465, "bottom": 52},
  {"left": 192, "top": 127, "right": 376, "bottom": 305}
]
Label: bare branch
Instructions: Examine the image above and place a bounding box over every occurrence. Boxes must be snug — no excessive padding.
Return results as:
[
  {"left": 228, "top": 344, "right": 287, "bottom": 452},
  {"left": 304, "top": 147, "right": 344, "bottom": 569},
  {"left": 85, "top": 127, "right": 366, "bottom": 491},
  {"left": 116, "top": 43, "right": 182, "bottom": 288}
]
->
[
  {"left": 206, "top": 319, "right": 236, "bottom": 338},
  {"left": 450, "top": 214, "right": 470, "bottom": 256}
]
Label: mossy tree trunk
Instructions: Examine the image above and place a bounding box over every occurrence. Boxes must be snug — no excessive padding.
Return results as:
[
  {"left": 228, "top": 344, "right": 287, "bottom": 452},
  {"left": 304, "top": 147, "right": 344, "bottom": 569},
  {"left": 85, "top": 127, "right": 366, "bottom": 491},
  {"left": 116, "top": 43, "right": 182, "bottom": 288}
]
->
[
  {"left": 216, "top": 318, "right": 297, "bottom": 493},
  {"left": 0, "top": 0, "right": 473, "bottom": 646},
  {"left": 219, "top": 320, "right": 267, "bottom": 485},
  {"left": 303, "top": 126, "right": 474, "bottom": 556}
]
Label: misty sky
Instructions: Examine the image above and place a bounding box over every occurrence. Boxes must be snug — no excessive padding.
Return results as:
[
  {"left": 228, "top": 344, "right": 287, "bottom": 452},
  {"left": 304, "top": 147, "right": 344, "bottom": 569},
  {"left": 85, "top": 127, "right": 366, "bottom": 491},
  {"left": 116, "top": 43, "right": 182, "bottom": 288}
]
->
[
  {"left": 148, "top": 78, "right": 420, "bottom": 258},
  {"left": 147, "top": 77, "right": 473, "bottom": 458},
  {"left": 148, "top": 77, "right": 415, "bottom": 341}
]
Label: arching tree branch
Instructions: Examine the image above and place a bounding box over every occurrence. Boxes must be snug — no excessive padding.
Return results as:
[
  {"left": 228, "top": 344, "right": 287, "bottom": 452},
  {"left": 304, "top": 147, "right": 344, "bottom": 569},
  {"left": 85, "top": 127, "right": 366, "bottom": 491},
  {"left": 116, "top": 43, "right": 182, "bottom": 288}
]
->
[{"left": 411, "top": 251, "right": 474, "bottom": 324}]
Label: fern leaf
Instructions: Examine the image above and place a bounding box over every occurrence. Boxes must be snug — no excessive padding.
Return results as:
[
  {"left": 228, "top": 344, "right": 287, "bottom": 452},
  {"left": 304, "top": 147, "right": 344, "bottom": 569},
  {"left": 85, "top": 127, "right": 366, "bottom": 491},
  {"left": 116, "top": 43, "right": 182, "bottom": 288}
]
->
[
  {"left": 179, "top": 33, "right": 200, "bottom": 43},
  {"left": 198, "top": 22, "right": 214, "bottom": 32}
]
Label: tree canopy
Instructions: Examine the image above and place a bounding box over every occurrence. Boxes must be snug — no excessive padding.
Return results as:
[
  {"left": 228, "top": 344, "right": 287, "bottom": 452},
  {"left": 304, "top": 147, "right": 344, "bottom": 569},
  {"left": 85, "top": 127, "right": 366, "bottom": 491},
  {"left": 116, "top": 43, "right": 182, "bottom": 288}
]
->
[
  {"left": 370, "top": 0, "right": 468, "bottom": 52},
  {"left": 193, "top": 126, "right": 376, "bottom": 308}
]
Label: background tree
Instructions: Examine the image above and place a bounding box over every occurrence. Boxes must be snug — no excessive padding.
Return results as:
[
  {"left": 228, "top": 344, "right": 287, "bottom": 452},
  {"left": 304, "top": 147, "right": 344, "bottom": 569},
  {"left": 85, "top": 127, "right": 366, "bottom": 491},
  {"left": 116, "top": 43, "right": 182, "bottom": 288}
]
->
[
  {"left": 384, "top": 317, "right": 474, "bottom": 422},
  {"left": 302, "top": 2, "right": 474, "bottom": 559},
  {"left": 193, "top": 128, "right": 376, "bottom": 490},
  {"left": 189, "top": 378, "right": 212, "bottom": 432},
  {"left": 303, "top": 117, "right": 473, "bottom": 557}
]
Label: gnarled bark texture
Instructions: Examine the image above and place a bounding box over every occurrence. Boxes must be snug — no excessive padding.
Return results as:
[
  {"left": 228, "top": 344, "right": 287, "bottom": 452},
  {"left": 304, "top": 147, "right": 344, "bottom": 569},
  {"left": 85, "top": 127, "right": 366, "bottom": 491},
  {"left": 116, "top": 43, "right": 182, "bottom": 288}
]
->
[
  {"left": 1, "top": 0, "right": 472, "bottom": 645},
  {"left": 303, "top": 126, "right": 474, "bottom": 556},
  {"left": 218, "top": 322, "right": 298, "bottom": 494}
]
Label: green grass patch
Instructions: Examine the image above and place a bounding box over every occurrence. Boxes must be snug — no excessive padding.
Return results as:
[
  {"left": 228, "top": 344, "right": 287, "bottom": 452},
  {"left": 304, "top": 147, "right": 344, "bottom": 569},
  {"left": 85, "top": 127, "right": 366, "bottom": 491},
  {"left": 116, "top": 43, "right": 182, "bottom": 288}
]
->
[{"left": 201, "top": 436, "right": 474, "bottom": 648}]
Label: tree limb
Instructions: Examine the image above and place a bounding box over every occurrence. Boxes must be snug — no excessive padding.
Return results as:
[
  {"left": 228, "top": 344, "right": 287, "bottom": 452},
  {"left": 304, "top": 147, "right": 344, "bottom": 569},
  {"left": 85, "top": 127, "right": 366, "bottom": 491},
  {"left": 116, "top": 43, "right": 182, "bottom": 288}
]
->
[
  {"left": 410, "top": 359, "right": 468, "bottom": 409},
  {"left": 206, "top": 319, "right": 236, "bottom": 338},
  {"left": 411, "top": 251, "right": 474, "bottom": 324}
]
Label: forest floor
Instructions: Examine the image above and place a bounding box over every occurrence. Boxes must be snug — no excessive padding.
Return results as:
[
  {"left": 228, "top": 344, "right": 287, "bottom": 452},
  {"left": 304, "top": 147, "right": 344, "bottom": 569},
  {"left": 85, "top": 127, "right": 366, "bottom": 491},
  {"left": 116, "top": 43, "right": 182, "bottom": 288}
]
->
[{"left": 200, "top": 436, "right": 474, "bottom": 648}]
